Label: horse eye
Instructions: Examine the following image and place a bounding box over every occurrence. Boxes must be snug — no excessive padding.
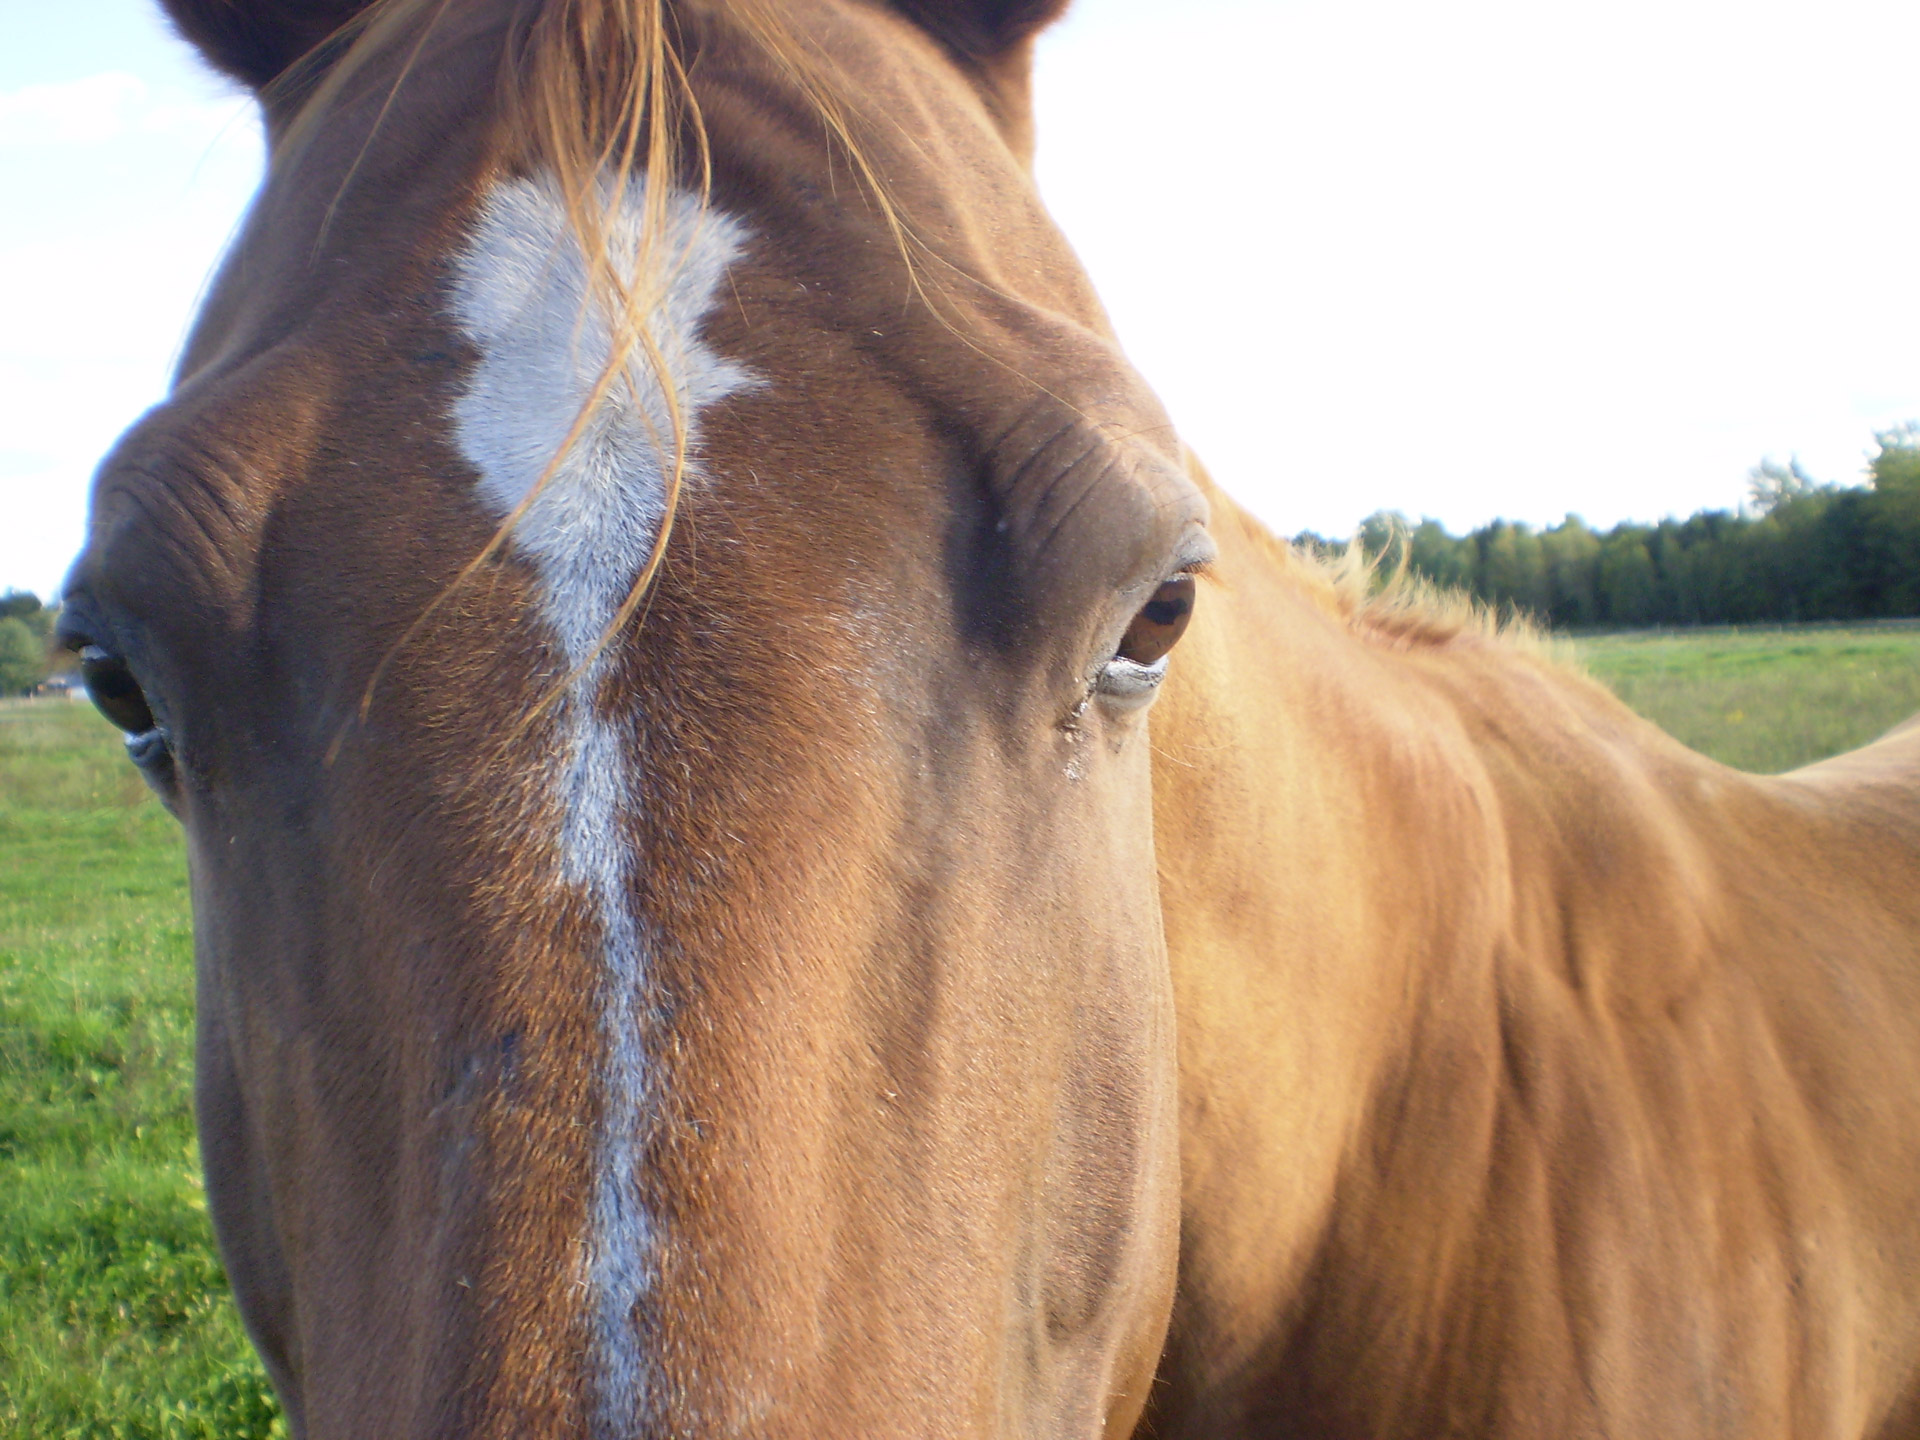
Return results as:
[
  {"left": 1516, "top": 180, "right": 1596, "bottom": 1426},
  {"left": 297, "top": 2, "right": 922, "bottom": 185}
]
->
[
  {"left": 78, "top": 645, "right": 158, "bottom": 735},
  {"left": 1117, "top": 575, "right": 1196, "bottom": 668}
]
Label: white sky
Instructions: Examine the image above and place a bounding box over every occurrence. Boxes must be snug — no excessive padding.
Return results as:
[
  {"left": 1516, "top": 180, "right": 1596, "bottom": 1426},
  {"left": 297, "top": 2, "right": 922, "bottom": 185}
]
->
[{"left": 5, "top": 0, "right": 1920, "bottom": 597}]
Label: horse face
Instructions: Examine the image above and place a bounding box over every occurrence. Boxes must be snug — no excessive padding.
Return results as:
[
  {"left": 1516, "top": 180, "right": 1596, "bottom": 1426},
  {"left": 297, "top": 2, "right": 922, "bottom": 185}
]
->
[{"left": 59, "top": 1, "right": 1207, "bottom": 1434}]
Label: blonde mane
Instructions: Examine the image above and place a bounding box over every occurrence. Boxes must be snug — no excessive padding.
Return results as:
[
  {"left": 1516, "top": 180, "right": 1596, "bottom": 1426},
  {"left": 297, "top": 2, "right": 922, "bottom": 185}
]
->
[{"left": 1272, "top": 521, "right": 1545, "bottom": 654}]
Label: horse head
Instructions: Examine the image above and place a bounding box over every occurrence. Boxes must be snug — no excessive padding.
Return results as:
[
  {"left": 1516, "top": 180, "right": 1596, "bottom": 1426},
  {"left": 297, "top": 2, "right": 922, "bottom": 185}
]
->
[{"left": 58, "top": 0, "right": 1209, "bottom": 1433}]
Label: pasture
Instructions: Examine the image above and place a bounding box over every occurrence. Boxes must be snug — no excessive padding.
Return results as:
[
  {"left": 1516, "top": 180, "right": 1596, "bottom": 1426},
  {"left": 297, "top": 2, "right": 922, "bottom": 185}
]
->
[
  {"left": 2, "top": 622, "right": 1917, "bottom": 1436},
  {"left": 0, "top": 700, "right": 281, "bottom": 1438},
  {"left": 1573, "top": 622, "right": 1920, "bottom": 773}
]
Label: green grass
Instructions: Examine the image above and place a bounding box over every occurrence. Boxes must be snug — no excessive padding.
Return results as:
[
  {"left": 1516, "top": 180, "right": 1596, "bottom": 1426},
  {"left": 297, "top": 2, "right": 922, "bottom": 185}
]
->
[
  {"left": 0, "top": 699, "right": 282, "bottom": 1439},
  {"left": 1573, "top": 624, "right": 1920, "bottom": 773},
  {"left": 1, "top": 626, "right": 1917, "bottom": 1432}
]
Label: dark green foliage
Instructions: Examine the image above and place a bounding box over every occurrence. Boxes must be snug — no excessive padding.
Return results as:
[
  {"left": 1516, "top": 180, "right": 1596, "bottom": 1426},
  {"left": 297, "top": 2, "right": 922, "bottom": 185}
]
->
[
  {"left": 0, "top": 593, "right": 56, "bottom": 696},
  {"left": 1303, "top": 427, "right": 1920, "bottom": 628},
  {"left": 0, "top": 592, "right": 52, "bottom": 632},
  {"left": 0, "top": 620, "right": 46, "bottom": 697}
]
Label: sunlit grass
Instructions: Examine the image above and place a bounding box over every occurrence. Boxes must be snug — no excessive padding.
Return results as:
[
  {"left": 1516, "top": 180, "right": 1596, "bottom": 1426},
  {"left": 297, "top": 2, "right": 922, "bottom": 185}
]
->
[
  {"left": 0, "top": 699, "right": 282, "bottom": 1439},
  {"left": 1574, "top": 624, "right": 1920, "bottom": 773}
]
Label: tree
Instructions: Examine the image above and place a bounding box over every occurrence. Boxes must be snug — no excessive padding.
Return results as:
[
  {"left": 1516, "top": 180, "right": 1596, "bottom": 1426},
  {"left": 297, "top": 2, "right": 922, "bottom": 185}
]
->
[
  {"left": 0, "top": 617, "right": 47, "bottom": 695},
  {"left": 1862, "top": 424, "right": 1920, "bottom": 614},
  {"left": 0, "top": 590, "right": 52, "bottom": 635},
  {"left": 1475, "top": 521, "right": 1550, "bottom": 618},
  {"left": 1540, "top": 516, "right": 1601, "bottom": 627},
  {"left": 1407, "top": 518, "right": 1473, "bottom": 591},
  {"left": 1596, "top": 528, "right": 1658, "bottom": 625},
  {"left": 1290, "top": 421, "right": 1920, "bottom": 628},
  {"left": 1746, "top": 457, "right": 1821, "bottom": 516},
  {"left": 1354, "top": 510, "right": 1408, "bottom": 568},
  {"left": 1870, "top": 422, "right": 1920, "bottom": 490}
]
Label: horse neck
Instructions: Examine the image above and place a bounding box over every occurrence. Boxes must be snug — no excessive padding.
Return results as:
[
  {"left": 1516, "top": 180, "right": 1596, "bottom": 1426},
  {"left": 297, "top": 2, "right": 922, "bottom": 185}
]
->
[
  {"left": 1152, "top": 476, "right": 1920, "bottom": 1397},
  {"left": 1148, "top": 479, "right": 1762, "bottom": 1337},
  {"left": 1149, "top": 492, "right": 1488, "bottom": 1285},
  {"left": 1151, "top": 482, "right": 1920, "bottom": 1428}
]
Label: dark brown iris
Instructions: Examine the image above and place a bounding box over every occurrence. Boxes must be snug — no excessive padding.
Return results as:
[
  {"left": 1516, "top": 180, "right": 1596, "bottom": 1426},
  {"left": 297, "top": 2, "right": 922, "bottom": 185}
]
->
[
  {"left": 1117, "top": 574, "right": 1196, "bottom": 667},
  {"left": 78, "top": 645, "right": 158, "bottom": 735}
]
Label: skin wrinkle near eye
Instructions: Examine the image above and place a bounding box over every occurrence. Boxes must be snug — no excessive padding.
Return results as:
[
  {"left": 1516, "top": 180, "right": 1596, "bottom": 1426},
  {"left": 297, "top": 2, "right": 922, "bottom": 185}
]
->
[
  {"left": 93, "top": 476, "right": 238, "bottom": 599},
  {"left": 448, "top": 168, "right": 756, "bottom": 1434},
  {"left": 90, "top": 425, "right": 268, "bottom": 584},
  {"left": 994, "top": 415, "right": 1113, "bottom": 559},
  {"left": 1036, "top": 450, "right": 1133, "bottom": 563},
  {"left": 972, "top": 371, "right": 1197, "bottom": 562}
]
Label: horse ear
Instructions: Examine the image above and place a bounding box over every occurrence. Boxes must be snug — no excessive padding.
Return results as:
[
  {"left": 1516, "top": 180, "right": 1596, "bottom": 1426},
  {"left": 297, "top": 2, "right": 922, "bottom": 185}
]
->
[
  {"left": 157, "top": 0, "right": 380, "bottom": 90},
  {"left": 886, "top": 0, "right": 1073, "bottom": 60},
  {"left": 885, "top": 0, "right": 1072, "bottom": 162}
]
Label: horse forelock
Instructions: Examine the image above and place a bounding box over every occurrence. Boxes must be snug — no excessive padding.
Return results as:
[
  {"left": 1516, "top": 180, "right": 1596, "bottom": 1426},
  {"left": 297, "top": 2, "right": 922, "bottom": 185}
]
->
[{"left": 277, "top": 0, "right": 924, "bottom": 721}]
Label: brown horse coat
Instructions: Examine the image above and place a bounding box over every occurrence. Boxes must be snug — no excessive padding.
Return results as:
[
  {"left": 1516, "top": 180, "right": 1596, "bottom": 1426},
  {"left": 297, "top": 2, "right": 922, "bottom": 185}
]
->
[
  {"left": 1151, "top": 477, "right": 1920, "bottom": 1437},
  {"left": 58, "top": 0, "right": 1920, "bottom": 1435}
]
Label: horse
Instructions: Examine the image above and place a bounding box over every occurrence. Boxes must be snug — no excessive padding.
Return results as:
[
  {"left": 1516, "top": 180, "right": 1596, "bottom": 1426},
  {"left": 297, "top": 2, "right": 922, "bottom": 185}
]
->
[{"left": 56, "top": 0, "right": 1920, "bottom": 1436}]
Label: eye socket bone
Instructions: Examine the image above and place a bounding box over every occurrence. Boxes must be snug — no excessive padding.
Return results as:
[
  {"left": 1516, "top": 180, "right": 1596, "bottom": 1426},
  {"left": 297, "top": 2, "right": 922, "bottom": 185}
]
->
[{"left": 1117, "top": 575, "right": 1196, "bottom": 668}]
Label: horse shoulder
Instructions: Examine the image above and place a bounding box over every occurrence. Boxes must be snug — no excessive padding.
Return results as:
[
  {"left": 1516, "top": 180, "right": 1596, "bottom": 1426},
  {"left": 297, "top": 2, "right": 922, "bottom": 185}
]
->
[{"left": 1148, "top": 517, "right": 1920, "bottom": 1437}]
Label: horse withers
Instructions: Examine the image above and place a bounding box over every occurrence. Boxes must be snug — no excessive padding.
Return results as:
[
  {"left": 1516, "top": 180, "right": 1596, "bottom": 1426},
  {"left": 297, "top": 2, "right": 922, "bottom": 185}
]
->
[{"left": 59, "top": 0, "right": 1920, "bottom": 1436}]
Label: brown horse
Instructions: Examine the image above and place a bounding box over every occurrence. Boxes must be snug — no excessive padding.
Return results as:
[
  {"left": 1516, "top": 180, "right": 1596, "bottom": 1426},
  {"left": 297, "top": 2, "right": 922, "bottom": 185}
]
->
[{"left": 57, "top": 0, "right": 1920, "bottom": 1436}]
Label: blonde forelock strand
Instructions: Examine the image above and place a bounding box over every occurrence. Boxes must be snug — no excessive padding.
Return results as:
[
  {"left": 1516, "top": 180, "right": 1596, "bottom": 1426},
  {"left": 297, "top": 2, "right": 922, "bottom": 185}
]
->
[{"left": 283, "top": 0, "right": 907, "bottom": 762}]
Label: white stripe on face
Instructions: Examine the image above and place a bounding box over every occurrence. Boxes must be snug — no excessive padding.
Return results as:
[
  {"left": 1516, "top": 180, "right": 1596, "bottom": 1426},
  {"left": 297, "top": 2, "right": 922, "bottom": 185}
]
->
[
  {"left": 451, "top": 173, "right": 754, "bottom": 665},
  {"left": 449, "top": 171, "right": 753, "bottom": 1434}
]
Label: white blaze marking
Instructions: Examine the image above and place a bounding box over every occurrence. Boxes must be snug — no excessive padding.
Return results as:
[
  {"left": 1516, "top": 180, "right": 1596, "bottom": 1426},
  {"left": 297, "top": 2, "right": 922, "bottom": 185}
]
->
[{"left": 449, "top": 171, "right": 752, "bottom": 1433}]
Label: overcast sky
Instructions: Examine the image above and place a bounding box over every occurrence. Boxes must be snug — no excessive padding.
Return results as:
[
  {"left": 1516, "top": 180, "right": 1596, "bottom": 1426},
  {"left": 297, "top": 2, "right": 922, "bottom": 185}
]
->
[{"left": 5, "top": 0, "right": 1920, "bottom": 597}]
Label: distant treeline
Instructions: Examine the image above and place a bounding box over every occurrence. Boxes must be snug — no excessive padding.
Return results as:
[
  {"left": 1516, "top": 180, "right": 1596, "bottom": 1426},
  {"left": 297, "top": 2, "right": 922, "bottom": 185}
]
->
[
  {"left": 1297, "top": 425, "right": 1920, "bottom": 629},
  {"left": 0, "top": 591, "right": 55, "bottom": 695}
]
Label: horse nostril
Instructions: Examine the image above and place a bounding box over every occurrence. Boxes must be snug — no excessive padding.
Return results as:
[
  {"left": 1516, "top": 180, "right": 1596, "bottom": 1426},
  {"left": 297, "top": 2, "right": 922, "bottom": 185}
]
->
[{"left": 1117, "top": 575, "right": 1196, "bottom": 668}]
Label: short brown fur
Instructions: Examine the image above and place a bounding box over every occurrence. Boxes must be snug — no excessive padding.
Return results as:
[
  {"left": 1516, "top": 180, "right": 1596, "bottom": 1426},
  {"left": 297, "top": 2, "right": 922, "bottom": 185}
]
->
[{"left": 68, "top": 2, "right": 1920, "bottom": 1437}]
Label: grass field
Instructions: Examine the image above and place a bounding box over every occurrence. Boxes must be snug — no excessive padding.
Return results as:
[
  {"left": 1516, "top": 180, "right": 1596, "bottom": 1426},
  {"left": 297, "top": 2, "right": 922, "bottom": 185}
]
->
[
  {"left": 0, "top": 700, "right": 282, "bottom": 1438},
  {"left": 1572, "top": 623, "right": 1920, "bottom": 774},
  {"left": 2, "top": 624, "right": 1918, "bottom": 1434}
]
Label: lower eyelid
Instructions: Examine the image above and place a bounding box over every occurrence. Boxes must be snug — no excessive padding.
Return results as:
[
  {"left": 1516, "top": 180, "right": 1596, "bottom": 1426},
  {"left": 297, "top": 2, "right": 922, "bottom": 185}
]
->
[
  {"left": 1096, "top": 655, "right": 1169, "bottom": 703},
  {"left": 125, "top": 727, "right": 173, "bottom": 772}
]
